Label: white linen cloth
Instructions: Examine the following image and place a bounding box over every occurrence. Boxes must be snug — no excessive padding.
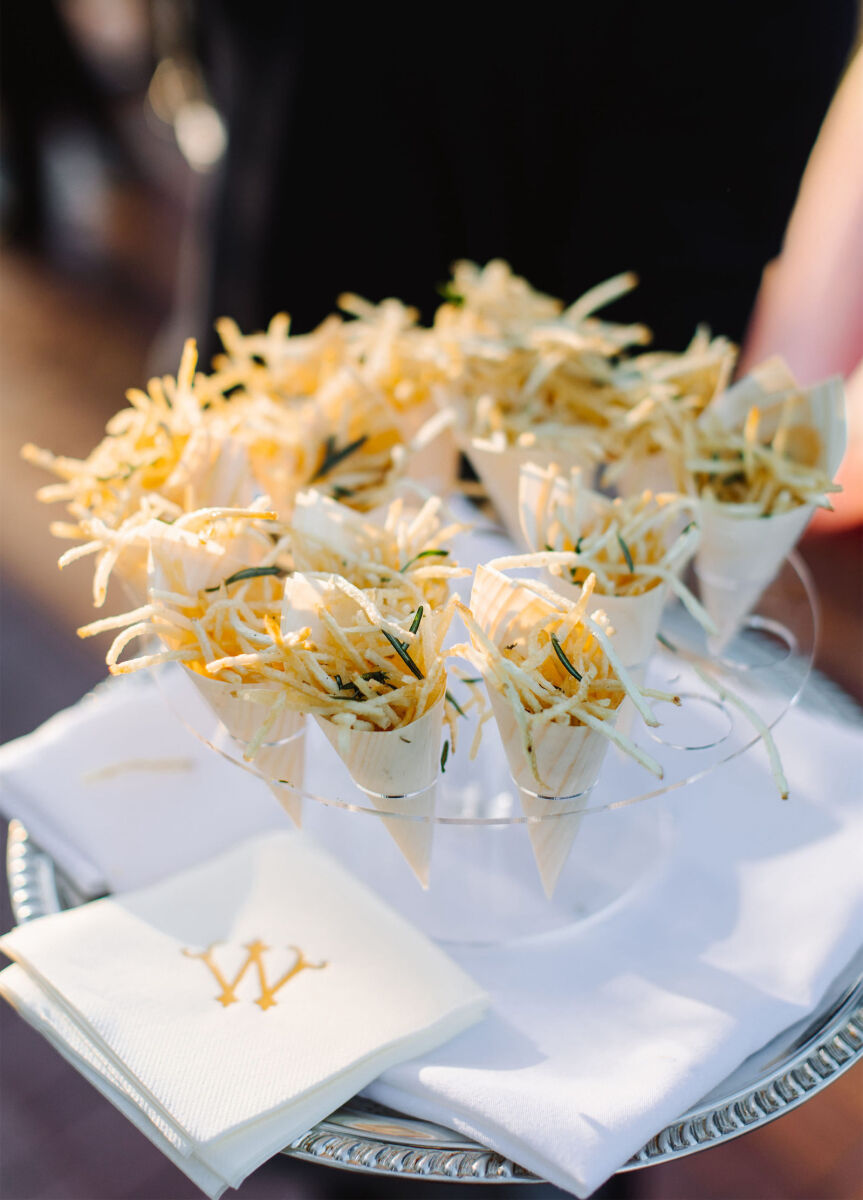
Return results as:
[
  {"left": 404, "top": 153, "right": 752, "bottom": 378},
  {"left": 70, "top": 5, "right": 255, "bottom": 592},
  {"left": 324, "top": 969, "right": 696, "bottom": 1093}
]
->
[
  {"left": 1, "top": 495, "right": 861, "bottom": 1196},
  {"left": 0, "top": 674, "right": 286, "bottom": 896},
  {"left": 0, "top": 831, "right": 488, "bottom": 1198}
]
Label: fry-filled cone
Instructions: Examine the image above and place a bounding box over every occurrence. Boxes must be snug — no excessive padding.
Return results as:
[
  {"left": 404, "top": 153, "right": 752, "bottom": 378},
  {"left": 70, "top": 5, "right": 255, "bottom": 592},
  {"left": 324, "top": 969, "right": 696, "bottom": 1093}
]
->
[
  {"left": 519, "top": 464, "right": 685, "bottom": 670},
  {"left": 695, "top": 501, "right": 812, "bottom": 653},
  {"left": 314, "top": 695, "right": 443, "bottom": 887},
  {"left": 280, "top": 570, "right": 446, "bottom": 884},
  {"left": 147, "top": 523, "right": 305, "bottom": 822},
  {"left": 465, "top": 438, "right": 598, "bottom": 545},
  {"left": 290, "top": 489, "right": 382, "bottom": 568},
  {"left": 161, "top": 425, "right": 257, "bottom": 512},
  {"left": 469, "top": 564, "right": 615, "bottom": 895},
  {"left": 545, "top": 579, "right": 670, "bottom": 669},
  {"left": 181, "top": 669, "right": 305, "bottom": 828},
  {"left": 486, "top": 686, "right": 605, "bottom": 897},
  {"left": 694, "top": 368, "right": 846, "bottom": 649}
]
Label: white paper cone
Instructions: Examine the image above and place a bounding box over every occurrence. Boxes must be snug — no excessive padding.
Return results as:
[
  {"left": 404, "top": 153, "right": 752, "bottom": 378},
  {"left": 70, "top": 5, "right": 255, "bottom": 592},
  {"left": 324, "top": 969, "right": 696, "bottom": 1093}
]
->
[
  {"left": 393, "top": 397, "right": 459, "bottom": 493},
  {"left": 315, "top": 696, "right": 444, "bottom": 887},
  {"left": 291, "top": 490, "right": 384, "bottom": 570},
  {"left": 544, "top": 577, "right": 670, "bottom": 669},
  {"left": 485, "top": 687, "right": 609, "bottom": 897},
  {"left": 265, "top": 781, "right": 304, "bottom": 829},
  {"left": 693, "top": 365, "right": 846, "bottom": 649},
  {"left": 182, "top": 670, "right": 306, "bottom": 826},
  {"left": 161, "top": 426, "right": 258, "bottom": 512},
  {"left": 470, "top": 565, "right": 613, "bottom": 895},
  {"left": 465, "top": 439, "right": 598, "bottom": 545},
  {"left": 613, "top": 451, "right": 678, "bottom": 499},
  {"left": 695, "top": 501, "right": 812, "bottom": 652}
]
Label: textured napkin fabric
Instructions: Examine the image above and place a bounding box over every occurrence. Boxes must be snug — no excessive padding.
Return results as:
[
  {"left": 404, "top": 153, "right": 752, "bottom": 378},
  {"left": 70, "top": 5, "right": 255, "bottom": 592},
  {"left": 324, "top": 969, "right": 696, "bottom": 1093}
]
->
[
  {"left": 0, "top": 673, "right": 286, "bottom": 896},
  {"left": 0, "top": 832, "right": 488, "bottom": 1198},
  {"left": 366, "top": 701, "right": 863, "bottom": 1196}
]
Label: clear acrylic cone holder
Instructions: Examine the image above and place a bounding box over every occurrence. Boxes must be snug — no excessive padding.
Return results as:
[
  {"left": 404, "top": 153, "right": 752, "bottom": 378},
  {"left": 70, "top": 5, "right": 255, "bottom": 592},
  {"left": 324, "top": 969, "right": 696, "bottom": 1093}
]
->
[{"left": 153, "top": 552, "right": 816, "bottom": 946}]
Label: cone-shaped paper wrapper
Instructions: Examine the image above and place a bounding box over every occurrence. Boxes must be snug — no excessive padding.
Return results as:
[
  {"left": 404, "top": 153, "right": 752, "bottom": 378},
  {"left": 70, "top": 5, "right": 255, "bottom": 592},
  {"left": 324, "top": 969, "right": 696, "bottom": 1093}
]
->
[
  {"left": 291, "top": 490, "right": 384, "bottom": 569},
  {"left": 149, "top": 530, "right": 305, "bottom": 824},
  {"left": 161, "top": 426, "right": 257, "bottom": 512},
  {"left": 613, "top": 452, "right": 678, "bottom": 500},
  {"left": 695, "top": 501, "right": 812, "bottom": 653},
  {"left": 470, "top": 564, "right": 615, "bottom": 895},
  {"left": 315, "top": 696, "right": 444, "bottom": 887},
  {"left": 544, "top": 576, "right": 670, "bottom": 669},
  {"left": 486, "top": 686, "right": 608, "bottom": 897},
  {"left": 518, "top": 465, "right": 674, "bottom": 669},
  {"left": 393, "top": 396, "right": 459, "bottom": 494},
  {"left": 695, "top": 369, "right": 846, "bottom": 649},
  {"left": 465, "top": 439, "right": 598, "bottom": 546},
  {"left": 182, "top": 669, "right": 305, "bottom": 828},
  {"left": 281, "top": 570, "right": 441, "bottom": 884}
]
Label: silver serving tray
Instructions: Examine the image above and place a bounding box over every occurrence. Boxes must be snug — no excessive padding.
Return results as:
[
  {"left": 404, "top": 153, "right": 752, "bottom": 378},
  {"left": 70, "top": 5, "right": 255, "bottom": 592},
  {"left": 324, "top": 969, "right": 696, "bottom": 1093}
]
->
[{"left": 7, "top": 810, "right": 862, "bottom": 1185}]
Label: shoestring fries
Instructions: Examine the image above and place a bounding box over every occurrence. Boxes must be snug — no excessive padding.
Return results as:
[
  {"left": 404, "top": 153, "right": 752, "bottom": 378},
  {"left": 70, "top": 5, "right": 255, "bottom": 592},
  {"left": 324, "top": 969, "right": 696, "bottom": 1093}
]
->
[
  {"left": 454, "top": 567, "right": 676, "bottom": 788},
  {"left": 686, "top": 393, "right": 841, "bottom": 514}
]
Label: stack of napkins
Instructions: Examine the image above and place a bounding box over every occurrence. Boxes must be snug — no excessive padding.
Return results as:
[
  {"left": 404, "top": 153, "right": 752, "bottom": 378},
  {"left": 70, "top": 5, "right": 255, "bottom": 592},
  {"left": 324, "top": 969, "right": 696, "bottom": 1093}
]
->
[{"left": 0, "top": 831, "right": 487, "bottom": 1198}]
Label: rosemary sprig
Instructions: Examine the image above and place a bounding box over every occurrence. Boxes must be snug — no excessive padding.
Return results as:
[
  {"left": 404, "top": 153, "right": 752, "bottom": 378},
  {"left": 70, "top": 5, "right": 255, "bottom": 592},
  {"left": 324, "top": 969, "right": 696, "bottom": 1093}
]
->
[
  {"left": 460, "top": 676, "right": 482, "bottom": 685},
  {"left": 440, "top": 739, "right": 450, "bottom": 773},
  {"left": 409, "top": 605, "right": 424, "bottom": 634},
  {"left": 361, "top": 670, "right": 389, "bottom": 684},
  {"left": 436, "top": 283, "right": 464, "bottom": 306},
  {"left": 550, "top": 632, "right": 583, "bottom": 681},
  {"left": 382, "top": 629, "right": 424, "bottom": 679},
  {"left": 205, "top": 565, "right": 287, "bottom": 592},
  {"left": 310, "top": 433, "right": 368, "bottom": 481},
  {"left": 617, "top": 533, "right": 635, "bottom": 573},
  {"left": 445, "top": 690, "right": 466, "bottom": 717},
  {"left": 400, "top": 549, "right": 449, "bottom": 572},
  {"left": 333, "top": 674, "right": 363, "bottom": 699}
]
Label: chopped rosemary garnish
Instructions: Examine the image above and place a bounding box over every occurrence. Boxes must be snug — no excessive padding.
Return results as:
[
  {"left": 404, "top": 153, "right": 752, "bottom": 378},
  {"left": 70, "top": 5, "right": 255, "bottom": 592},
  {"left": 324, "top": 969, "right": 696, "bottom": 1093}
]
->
[
  {"left": 440, "top": 739, "right": 450, "bottom": 773},
  {"left": 436, "top": 283, "right": 464, "bottom": 306},
  {"left": 445, "top": 690, "right": 466, "bottom": 717},
  {"left": 331, "top": 484, "right": 355, "bottom": 500},
  {"left": 617, "top": 533, "right": 635, "bottom": 573},
  {"left": 382, "top": 629, "right": 424, "bottom": 679},
  {"left": 550, "top": 632, "right": 583, "bottom": 681},
  {"left": 575, "top": 536, "right": 584, "bottom": 553},
  {"left": 460, "top": 676, "right": 482, "bottom": 685},
  {"left": 310, "top": 433, "right": 368, "bottom": 481},
  {"left": 204, "top": 565, "right": 287, "bottom": 592},
  {"left": 656, "top": 632, "right": 677, "bottom": 652},
  {"left": 361, "top": 670, "right": 389, "bottom": 684},
  {"left": 409, "top": 606, "right": 424, "bottom": 635},
  {"left": 682, "top": 521, "right": 695, "bottom": 535},
  {"left": 544, "top": 542, "right": 554, "bottom": 552},
  {"left": 400, "top": 548, "right": 449, "bottom": 572}
]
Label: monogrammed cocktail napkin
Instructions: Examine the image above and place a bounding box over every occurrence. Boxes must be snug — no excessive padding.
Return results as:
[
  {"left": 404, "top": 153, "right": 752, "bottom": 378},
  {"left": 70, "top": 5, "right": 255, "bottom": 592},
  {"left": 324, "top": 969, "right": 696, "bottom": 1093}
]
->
[{"left": 0, "top": 831, "right": 488, "bottom": 1198}]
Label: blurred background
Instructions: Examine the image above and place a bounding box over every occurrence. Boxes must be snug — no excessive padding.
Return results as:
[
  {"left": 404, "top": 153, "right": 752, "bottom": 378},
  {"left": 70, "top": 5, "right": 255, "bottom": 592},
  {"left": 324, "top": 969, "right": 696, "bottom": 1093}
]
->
[{"left": 1, "top": 2, "right": 861, "bottom": 1197}]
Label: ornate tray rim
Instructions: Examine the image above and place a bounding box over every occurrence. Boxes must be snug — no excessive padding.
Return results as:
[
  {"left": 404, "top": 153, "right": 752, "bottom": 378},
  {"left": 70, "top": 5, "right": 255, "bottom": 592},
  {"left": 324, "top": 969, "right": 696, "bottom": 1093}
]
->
[{"left": 7, "top": 817, "right": 862, "bottom": 1186}]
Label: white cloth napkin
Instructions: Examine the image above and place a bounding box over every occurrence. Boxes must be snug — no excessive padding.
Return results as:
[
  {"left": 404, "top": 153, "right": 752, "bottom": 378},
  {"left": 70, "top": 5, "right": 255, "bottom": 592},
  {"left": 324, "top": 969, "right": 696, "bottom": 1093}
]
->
[
  {"left": 0, "top": 831, "right": 488, "bottom": 1198},
  {"left": 2, "top": 495, "right": 861, "bottom": 1196},
  {"left": 365, "top": 701, "right": 863, "bottom": 1195},
  {"left": 0, "top": 674, "right": 286, "bottom": 896}
]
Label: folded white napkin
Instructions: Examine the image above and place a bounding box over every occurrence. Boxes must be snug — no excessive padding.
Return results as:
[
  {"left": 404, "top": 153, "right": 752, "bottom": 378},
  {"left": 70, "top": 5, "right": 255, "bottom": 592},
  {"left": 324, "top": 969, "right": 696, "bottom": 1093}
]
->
[
  {"left": 366, "top": 700, "right": 863, "bottom": 1195},
  {"left": 0, "top": 831, "right": 488, "bottom": 1198},
  {"left": 0, "top": 674, "right": 286, "bottom": 896},
  {"left": 2, "top": 495, "right": 861, "bottom": 1197}
]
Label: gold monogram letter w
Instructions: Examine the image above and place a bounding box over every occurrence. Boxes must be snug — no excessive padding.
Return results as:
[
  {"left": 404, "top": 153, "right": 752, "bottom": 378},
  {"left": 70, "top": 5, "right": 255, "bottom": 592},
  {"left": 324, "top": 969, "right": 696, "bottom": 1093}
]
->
[{"left": 183, "top": 940, "right": 328, "bottom": 1010}]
